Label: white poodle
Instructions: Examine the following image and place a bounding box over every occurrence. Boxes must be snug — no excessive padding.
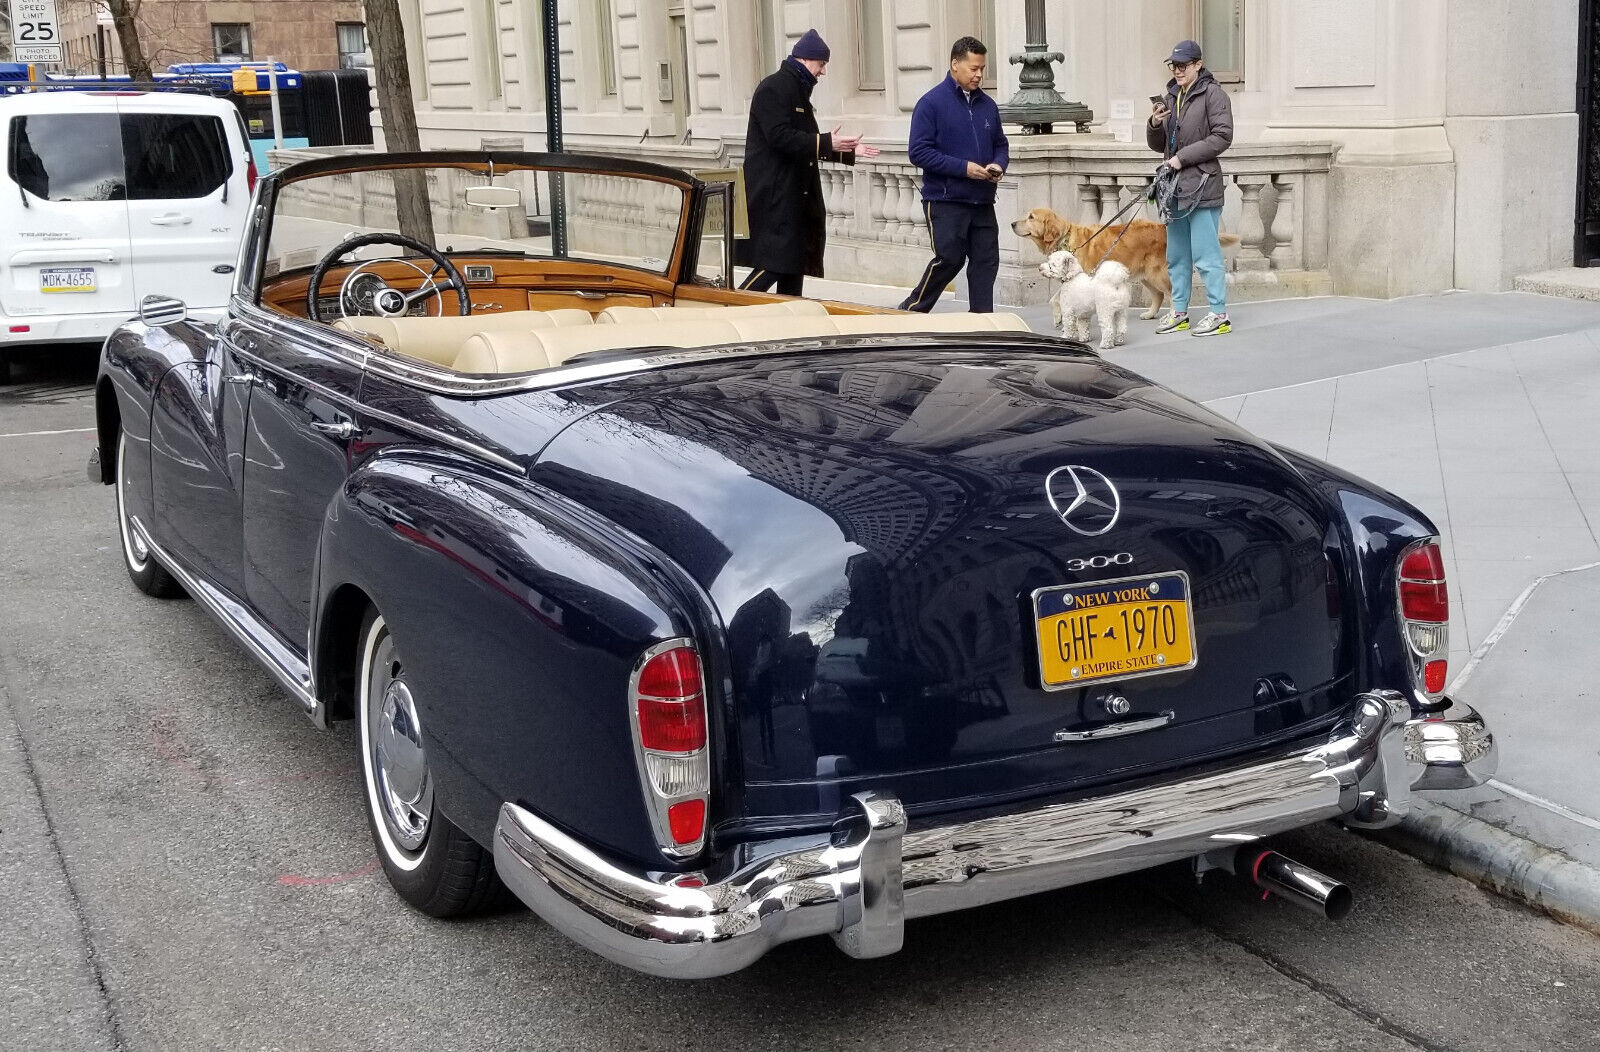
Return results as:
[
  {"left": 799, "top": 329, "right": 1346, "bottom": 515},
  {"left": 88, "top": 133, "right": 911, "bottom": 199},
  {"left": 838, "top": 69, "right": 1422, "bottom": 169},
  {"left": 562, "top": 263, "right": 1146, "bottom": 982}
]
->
[{"left": 1039, "top": 250, "right": 1131, "bottom": 350}]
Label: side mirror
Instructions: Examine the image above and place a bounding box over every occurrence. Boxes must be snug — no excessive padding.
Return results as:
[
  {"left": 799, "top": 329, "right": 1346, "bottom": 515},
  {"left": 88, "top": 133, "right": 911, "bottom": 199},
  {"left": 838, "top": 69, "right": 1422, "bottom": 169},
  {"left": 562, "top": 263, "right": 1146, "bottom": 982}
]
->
[
  {"left": 139, "top": 295, "right": 188, "bottom": 327},
  {"left": 465, "top": 185, "right": 522, "bottom": 209}
]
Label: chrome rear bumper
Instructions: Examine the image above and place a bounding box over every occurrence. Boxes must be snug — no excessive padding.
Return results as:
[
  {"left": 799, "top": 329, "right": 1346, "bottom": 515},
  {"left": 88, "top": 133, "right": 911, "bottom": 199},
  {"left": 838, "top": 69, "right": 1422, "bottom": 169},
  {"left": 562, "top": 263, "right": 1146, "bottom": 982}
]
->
[{"left": 493, "top": 691, "right": 1494, "bottom": 978}]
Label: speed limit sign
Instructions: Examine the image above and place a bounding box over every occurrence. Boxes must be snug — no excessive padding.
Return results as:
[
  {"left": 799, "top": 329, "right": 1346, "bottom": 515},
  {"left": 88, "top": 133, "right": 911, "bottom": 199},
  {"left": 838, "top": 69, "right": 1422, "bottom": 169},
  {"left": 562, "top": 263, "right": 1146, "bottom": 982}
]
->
[{"left": 8, "top": 0, "right": 64, "bottom": 64}]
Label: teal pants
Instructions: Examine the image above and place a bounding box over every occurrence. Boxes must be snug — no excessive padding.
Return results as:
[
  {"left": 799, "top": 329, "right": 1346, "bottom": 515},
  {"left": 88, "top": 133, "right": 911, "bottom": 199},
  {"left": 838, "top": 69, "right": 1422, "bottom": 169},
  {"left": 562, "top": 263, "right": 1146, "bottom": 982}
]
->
[{"left": 1166, "top": 206, "right": 1227, "bottom": 315}]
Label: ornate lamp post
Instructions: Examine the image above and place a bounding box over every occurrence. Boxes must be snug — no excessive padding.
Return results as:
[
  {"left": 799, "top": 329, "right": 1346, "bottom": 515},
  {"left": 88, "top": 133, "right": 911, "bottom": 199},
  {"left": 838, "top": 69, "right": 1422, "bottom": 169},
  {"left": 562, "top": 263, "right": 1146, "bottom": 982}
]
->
[{"left": 997, "top": 0, "right": 1094, "bottom": 133}]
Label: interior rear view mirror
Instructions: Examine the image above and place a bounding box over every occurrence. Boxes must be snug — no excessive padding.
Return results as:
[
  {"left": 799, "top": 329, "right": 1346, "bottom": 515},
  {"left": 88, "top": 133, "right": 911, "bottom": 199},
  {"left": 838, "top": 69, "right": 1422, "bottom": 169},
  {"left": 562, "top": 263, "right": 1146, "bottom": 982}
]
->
[{"left": 466, "top": 185, "right": 522, "bottom": 209}]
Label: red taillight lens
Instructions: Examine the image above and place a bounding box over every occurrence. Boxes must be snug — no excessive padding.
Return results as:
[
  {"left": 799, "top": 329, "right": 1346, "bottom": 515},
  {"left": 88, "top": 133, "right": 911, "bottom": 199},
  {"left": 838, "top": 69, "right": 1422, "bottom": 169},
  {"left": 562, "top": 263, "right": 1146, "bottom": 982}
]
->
[
  {"left": 637, "top": 646, "right": 702, "bottom": 699},
  {"left": 247, "top": 158, "right": 259, "bottom": 193},
  {"left": 667, "top": 799, "right": 706, "bottom": 845},
  {"left": 1399, "top": 543, "right": 1448, "bottom": 623},
  {"left": 635, "top": 646, "right": 706, "bottom": 752},
  {"left": 1424, "top": 660, "right": 1448, "bottom": 694},
  {"left": 637, "top": 695, "right": 707, "bottom": 752}
]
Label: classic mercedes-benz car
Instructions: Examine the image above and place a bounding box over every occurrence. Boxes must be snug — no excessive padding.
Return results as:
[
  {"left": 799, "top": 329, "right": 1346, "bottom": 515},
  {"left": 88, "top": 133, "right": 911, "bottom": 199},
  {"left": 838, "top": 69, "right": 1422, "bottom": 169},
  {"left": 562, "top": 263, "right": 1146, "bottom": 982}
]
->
[{"left": 90, "top": 150, "right": 1495, "bottom": 978}]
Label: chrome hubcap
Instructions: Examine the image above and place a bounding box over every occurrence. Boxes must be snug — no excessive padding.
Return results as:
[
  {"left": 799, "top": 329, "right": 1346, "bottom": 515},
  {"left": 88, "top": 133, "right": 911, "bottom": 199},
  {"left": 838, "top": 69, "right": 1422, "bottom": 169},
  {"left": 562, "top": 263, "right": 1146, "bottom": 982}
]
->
[{"left": 368, "top": 636, "right": 432, "bottom": 853}]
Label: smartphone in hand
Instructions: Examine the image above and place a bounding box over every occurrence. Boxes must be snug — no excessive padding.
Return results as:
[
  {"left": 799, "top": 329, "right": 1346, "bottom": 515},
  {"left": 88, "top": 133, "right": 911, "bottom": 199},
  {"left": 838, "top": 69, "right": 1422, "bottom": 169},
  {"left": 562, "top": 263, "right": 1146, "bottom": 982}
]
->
[{"left": 984, "top": 163, "right": 1003, "bottom": 180}]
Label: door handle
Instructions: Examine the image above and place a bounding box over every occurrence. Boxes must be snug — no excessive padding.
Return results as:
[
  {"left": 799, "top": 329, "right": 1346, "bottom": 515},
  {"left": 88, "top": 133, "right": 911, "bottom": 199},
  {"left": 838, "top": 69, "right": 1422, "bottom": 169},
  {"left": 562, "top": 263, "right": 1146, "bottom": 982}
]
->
[
  {"left": 150, "top": 213, "right": 193, "bottom": 226},
  {"left": 310, "top": 418, "right": 363, "bottom": 441}
]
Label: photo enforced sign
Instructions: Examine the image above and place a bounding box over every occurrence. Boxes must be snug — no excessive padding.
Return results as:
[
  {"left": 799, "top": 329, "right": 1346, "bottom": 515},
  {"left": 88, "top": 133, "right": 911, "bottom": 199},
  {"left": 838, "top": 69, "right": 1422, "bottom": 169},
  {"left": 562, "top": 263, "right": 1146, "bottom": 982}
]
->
[{"left": 8, "top": 0, "right": 64, "bottom": 64}]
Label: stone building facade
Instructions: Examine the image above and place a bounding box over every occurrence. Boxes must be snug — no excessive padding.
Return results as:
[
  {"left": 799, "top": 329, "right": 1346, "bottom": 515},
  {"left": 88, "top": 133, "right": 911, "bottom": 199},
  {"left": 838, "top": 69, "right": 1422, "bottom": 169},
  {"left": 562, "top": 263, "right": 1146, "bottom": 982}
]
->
[
  {"left": 56, "top": 1, "right": 367, "bottom": 76},
  {"left": 60, "top": 1, "right": 1575, "bottom": 304}
]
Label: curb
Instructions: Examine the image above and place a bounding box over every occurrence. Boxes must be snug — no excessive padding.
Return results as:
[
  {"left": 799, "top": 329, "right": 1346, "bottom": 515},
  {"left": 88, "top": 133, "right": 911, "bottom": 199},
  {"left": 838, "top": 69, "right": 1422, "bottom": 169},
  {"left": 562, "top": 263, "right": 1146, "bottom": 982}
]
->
[{"left": 1373, "top": 799, "right": 1600, "bottom": 936}]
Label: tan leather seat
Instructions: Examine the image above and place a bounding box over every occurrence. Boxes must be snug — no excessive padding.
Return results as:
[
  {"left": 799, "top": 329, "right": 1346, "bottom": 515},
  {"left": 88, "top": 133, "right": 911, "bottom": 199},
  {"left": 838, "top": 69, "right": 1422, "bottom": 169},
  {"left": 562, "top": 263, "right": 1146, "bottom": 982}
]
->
[
  {"left": 332, "top": 308, "right": 594, "bottom": 366},
  {"left": 453, "top": 312, "right": 1032, "bottom": 376},
  {"left": 596, "top": 300, "right": 829, "bottom": 324},
  {"left": 455, "top": 319, "right": 746, "bottom": 374}
]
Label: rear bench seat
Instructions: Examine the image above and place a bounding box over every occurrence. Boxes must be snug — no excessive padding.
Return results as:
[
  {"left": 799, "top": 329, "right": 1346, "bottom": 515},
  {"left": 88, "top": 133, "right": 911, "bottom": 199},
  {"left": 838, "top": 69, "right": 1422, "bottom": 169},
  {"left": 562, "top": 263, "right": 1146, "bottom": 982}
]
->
[
  {"left": 331, "top": 301, "right": 827, "bottom": 366},
  {"left": 454, "top": 312, "right": 1032, "bottom": 375},
  {"left": 596, "top": 300, "right": 829, "bottom": 324},
  {"left": 331, "top": 309, "right": 595, "bottom": 365}
]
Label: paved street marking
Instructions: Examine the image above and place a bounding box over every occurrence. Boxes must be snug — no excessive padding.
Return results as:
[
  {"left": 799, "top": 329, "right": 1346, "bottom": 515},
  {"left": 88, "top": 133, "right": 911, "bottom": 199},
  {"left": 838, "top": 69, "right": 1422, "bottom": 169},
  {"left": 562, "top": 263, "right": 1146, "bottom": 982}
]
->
[
  {"left": 1487, "top": 779, "right": 1600, "bottom": 833},
  {"left": 0, "top": 427, "right": 96, "bottom": 439}
]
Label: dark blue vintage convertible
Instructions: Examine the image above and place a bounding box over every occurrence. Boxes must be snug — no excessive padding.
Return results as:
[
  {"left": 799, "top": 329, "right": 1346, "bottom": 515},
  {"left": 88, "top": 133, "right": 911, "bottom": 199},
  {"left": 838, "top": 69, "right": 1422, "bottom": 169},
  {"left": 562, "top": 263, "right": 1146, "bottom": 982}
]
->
[{"left": 90, "top": 151, "right": 1495, "bottom": 977}]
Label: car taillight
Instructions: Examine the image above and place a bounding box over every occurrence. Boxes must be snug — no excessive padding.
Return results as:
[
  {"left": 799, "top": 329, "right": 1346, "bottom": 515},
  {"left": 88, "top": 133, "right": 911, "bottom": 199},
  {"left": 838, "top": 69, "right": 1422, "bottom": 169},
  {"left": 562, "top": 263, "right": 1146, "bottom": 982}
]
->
[
  {"left": 247, "top": 158, "right": 258, "bottom": 193},
  {"left": 630, "top": 639, "right": 709, "bottom": 858},
  {"left": 1398, "top": 540, "right": 1448, "bottom": 703}
]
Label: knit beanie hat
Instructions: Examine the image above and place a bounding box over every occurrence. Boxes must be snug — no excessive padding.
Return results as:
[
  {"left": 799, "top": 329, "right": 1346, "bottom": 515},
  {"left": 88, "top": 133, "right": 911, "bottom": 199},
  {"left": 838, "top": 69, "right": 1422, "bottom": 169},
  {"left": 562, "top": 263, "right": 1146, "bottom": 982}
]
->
[{"left": 791, "top": 29, "right": 831, "bottom": 62}]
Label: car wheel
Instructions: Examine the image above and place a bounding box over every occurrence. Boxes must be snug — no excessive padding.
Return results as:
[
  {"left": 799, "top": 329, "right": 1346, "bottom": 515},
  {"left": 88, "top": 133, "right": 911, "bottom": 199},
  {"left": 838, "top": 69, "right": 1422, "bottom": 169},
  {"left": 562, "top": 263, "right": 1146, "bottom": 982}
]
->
[
  {"left": 357, "top": 609, "right": 505, "bottom": 917},
  {"left": 115, "top": 431, "right": 184, "bottom": 599}
]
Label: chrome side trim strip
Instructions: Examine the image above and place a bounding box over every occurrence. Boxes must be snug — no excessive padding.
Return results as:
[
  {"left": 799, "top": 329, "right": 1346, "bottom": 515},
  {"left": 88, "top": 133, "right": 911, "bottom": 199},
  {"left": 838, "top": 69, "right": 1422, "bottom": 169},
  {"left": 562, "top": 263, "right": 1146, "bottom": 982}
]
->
[{"left": 129, "top": 517, "right": 319, "bottom": 718}]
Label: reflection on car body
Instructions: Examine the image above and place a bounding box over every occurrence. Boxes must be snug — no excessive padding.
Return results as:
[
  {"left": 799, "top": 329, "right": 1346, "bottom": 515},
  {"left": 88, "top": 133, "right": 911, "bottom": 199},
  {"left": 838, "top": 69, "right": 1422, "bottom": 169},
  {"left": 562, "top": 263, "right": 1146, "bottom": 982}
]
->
[{"left": 89, "top": 149, "right": 1495, "bottom": 979}]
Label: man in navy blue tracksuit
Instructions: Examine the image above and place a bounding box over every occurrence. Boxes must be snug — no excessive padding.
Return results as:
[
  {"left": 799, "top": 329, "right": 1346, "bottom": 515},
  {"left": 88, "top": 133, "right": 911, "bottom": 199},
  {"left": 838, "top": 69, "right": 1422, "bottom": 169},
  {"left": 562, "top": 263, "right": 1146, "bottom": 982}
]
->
[{"left": 900, "top": 36, "right": 1010, "bottom": 313}]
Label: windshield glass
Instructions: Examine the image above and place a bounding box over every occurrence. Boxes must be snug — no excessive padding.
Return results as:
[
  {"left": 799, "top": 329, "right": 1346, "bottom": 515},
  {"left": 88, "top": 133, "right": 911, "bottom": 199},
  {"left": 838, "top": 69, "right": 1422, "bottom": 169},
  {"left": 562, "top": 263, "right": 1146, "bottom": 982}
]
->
[{"left": 262, "top": 162, "right": 689, "bottom": 282}]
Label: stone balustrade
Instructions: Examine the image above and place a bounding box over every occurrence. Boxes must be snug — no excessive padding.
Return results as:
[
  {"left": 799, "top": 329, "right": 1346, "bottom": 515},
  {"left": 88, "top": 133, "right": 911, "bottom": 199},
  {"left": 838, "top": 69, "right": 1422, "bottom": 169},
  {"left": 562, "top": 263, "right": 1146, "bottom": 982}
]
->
[{"left": 811, "top": 137, "right": 1337, "bottom": 306}]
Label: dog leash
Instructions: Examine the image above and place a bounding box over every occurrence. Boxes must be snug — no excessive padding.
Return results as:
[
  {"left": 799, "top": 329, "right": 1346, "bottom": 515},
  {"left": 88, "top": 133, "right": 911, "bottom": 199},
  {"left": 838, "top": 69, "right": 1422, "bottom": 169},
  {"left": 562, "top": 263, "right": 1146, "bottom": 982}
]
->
[{"left": 1052, "top": 191, "right": 1147, "bottom": 273}]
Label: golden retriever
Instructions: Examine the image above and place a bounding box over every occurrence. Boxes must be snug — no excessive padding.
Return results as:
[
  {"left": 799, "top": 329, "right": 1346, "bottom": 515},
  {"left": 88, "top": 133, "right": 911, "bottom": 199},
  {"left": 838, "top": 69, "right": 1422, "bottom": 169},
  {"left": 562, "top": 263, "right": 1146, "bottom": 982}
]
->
[{"left": 1011, "top": 207, "right": 1238, "bottom": 321}]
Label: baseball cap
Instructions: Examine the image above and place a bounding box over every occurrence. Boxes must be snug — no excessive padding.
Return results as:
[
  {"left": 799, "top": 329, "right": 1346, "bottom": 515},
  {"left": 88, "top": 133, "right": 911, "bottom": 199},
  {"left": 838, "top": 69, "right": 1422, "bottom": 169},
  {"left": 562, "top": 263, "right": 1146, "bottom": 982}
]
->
[{"left": 1167, "top": 40, "right": 1203, "bottom": 64}]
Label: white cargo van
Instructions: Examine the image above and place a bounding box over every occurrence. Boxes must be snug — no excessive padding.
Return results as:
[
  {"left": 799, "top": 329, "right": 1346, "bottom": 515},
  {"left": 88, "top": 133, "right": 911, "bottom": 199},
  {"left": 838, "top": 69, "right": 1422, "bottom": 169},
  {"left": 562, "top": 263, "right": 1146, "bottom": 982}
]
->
[{"left": 0, "top": 90, "right": 254, "bottom": 382}]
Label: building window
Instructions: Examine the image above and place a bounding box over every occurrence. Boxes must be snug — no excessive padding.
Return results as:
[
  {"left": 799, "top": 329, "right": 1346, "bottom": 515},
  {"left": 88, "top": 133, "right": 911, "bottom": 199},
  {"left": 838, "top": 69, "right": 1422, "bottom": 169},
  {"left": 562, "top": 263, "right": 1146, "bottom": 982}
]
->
[
  {"left": 596, "top": 0, "right": 617, "bottom": 96},
  {"left": 337, "top": 23, "right": 366, "bottom": 69},
  {"left": 479, "top": 0, "right": 502, "bottom": 101},
  {"left": 400, "top": 0, "right": 428, "bottom": 102},
  {"left": 754, "top": 0, "right": 780, "bottom": 75},
  {"left": 212, "top": 23, "right": 252, "bottom": 61},
  {"left": 1195, "top": 0, "right": 1243, "bottom": 83},
  {"left": 981, "top": 0, "right": 997, "bottom": 88},
  {"left": 856, "top": 0, "right": 884, "bottom": 91}
]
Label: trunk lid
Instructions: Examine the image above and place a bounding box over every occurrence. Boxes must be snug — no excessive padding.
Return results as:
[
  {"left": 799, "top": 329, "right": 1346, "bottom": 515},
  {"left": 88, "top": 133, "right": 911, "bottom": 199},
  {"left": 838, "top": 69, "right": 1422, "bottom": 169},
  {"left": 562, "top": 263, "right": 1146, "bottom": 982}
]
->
[{"left": 529, "top": 345, "right": 1351, "bottom": 823}]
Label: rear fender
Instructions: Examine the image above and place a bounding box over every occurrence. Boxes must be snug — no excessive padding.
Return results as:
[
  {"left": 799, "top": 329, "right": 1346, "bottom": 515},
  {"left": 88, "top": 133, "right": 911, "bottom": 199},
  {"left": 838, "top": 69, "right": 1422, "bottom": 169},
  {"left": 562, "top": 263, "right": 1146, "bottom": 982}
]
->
[
  {"left": 315, "top": 450, "right": 727, "bottom": 870},
  {"left": 1275, "top": 447, "right": 1437, "bottom": 702}
]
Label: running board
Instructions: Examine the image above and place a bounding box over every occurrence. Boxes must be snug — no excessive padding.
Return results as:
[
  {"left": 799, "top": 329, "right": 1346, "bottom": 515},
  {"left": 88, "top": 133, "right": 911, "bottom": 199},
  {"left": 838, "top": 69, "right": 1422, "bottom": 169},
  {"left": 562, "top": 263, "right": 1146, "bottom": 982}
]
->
[{"left": 129, "top": 517, "right": 323, "bottom": 725}]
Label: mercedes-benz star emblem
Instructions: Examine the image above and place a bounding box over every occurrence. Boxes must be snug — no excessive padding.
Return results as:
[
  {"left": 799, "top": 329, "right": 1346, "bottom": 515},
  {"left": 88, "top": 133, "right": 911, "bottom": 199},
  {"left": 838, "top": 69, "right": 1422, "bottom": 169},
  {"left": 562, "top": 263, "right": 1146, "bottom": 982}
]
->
[{"left": 1045, "top": 465, "right": 1122, "bottom": 537}]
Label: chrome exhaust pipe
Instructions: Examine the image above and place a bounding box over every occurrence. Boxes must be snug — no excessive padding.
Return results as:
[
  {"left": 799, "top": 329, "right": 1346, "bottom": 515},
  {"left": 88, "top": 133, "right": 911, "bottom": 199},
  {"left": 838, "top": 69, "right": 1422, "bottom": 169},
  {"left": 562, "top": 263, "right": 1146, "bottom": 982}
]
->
[
  {"left": 1242, "top": 848, "right": 1354, "bottom": 920},
  {"left": 1205, "top": 847, "right": 1354, "bottom": 920}
]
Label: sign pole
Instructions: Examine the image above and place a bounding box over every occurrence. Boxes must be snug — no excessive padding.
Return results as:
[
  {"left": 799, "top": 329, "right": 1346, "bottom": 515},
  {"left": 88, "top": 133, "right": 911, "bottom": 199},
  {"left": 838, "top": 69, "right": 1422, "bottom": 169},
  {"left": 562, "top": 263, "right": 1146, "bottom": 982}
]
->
[{"left": 268, "top": 57, "right": 284, "bottom": 150}]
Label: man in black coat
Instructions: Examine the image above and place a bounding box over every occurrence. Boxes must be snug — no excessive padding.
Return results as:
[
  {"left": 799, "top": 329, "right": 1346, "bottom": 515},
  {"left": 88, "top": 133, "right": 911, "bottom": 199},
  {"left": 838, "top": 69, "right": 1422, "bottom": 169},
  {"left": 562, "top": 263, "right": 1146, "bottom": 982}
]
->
[{"left": 737, "top": 29, "right": 878, "bottom": 296}]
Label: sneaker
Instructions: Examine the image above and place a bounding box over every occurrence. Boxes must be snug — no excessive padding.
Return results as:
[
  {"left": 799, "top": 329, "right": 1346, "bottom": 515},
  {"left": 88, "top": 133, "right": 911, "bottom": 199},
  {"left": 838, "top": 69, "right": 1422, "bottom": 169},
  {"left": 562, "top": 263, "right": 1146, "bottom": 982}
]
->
[
  {"left": 1155, "top": 311, "right": 1189, "bottom": 334},
  {"left": 1190, "top": 312, "right": 1230, "bottom": 337}
]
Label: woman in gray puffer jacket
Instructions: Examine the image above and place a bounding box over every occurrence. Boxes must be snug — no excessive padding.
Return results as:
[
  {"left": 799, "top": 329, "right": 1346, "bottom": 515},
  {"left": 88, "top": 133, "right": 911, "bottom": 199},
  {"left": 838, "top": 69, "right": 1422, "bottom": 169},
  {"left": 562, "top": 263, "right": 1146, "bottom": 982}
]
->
[{"left": 1146, "top": 38, "right": 1234, "bottom": 337}]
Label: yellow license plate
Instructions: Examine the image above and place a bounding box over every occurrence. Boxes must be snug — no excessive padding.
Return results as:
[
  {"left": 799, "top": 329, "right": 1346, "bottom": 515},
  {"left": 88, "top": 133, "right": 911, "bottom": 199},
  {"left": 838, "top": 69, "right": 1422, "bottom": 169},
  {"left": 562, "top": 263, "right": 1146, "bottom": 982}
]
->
[{"left": 1033, "top": 572, "right": 1197, "bottom": 690}]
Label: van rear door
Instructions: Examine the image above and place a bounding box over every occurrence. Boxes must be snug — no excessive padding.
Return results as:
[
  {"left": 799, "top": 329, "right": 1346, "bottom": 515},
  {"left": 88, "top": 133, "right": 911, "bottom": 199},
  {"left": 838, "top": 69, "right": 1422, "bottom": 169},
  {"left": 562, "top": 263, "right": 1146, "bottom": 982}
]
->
[
  {"left": 0, "top": 107, "right": 138, "bottom": 322},
  {"left": 119, "top": 98, "right": 247, "bottom": 310}
]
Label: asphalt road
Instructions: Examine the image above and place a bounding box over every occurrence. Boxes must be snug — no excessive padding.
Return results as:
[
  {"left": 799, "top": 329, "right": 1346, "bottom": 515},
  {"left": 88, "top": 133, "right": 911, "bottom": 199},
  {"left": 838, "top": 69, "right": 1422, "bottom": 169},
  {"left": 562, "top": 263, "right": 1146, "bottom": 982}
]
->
[{"left": 4, "top": 348, "right": 1600, "bottom": 1052}]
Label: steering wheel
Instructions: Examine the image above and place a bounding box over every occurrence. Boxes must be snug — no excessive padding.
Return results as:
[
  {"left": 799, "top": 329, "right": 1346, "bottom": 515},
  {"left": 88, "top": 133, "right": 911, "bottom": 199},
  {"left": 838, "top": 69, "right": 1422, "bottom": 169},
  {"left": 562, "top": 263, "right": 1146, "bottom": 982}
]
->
[{"left": 306, "top": 232, "right": 470, "bottom": 323}]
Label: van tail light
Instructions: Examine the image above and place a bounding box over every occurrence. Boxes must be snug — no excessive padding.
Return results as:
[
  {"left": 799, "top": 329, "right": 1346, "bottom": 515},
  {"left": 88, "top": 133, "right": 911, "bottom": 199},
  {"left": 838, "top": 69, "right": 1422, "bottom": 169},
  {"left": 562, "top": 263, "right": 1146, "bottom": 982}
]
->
[
  {"left": 247, "top": 158, "right": 259, "bottom": 193},
  {"left": 630, "top": 639, "right": 709, "bottom": 858},
  {"left": 1398, "top": 540, "right": 1449, "bottom": 703}
]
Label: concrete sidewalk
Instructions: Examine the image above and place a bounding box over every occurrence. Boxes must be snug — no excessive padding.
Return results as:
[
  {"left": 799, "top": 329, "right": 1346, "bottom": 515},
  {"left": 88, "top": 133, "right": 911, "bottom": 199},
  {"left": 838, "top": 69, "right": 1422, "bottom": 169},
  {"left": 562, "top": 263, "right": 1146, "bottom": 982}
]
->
[{"left": 829, "top": 278, "right": 1600, "bottom": 929}]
